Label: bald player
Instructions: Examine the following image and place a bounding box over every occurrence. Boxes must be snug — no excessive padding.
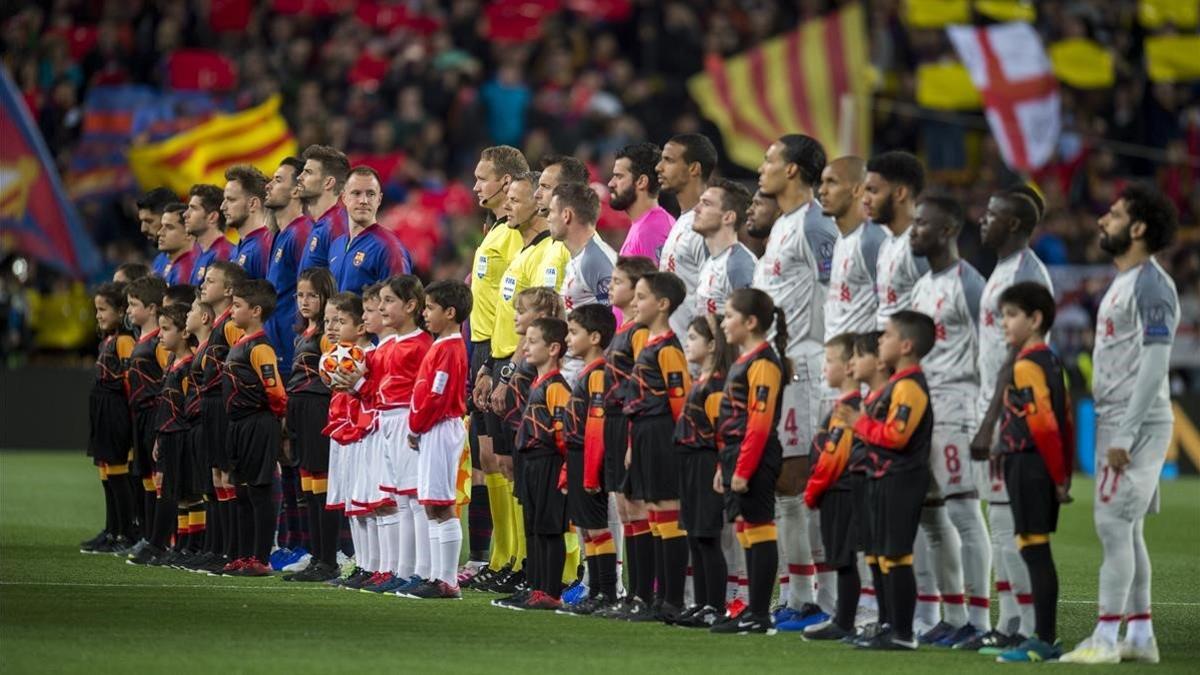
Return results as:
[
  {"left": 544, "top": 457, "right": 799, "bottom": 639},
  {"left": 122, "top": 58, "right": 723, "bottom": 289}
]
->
[
  {"left": 821, "top": 157, "right": 884, "bottom": 337},
  {"left": 656, "top": 133, "right": 717, "bottom": 338}
]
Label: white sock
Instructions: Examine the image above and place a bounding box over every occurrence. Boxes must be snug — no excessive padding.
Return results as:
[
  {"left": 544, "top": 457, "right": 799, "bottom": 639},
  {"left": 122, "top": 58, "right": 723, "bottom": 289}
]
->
[
  {"left": 412, "top": 505, "right": 430, "bottom": 579},
  {"left": 777, "top": 495, "right": 814, "bottom": 608},
  {"left": 365, "top": 514, "right": 380, "bottom": 572},
  {"left": 350, "top": 516, "right": 368, "bottom": 569},
  {"left": 438, "top": 518, "right": 463, "bottom": 585},
  {"left": 1094, "top": 617, "right": 1121, "bottom": 645},
  {"left": 809, "top": 504, "right": 835, "bottom": 614},
  {"left": 377, "top": 510, "right": 399, "bottom": 576},
  {"left": 427, "top": 517, "right": 442, "bottom": 583},
  {"left": 990, "top": 504, "right": 1021, "bottom": 634},
  {"left": 914, "top": 527, "right": 941, "bottom": 628},
  {"left": 720, "top": 524, "right": 741, "bottom": 602},
  {"left": 857, "top": 553, "right": 877, "bottom": 610},
  {"left": 919, "top": 506, "right": 967, "bottom": 626},
  {"left": 396, "top": 497, "right": 416, "bottom": 578},
  {"left": 607, "top": 495, "right": 623, "bottom": 570},
  {"left": 947, "top": 497, "right": 991, "bottom": 630},
  {"left": 1125, "top": 616, "right": 1154, "bottom": 645}
]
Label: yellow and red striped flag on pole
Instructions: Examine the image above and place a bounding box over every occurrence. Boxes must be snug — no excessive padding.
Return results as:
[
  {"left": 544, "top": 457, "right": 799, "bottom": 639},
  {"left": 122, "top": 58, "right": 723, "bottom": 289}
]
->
[
  {"left": 128, "top": 95, "right": 297, "bottom": 195},
  {"left": 687, "top": 4, "right": 872, "bottom": 171}
]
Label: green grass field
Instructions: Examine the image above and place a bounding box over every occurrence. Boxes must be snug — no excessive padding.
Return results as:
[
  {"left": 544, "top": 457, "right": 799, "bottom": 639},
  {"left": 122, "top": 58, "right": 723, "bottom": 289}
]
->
[{"left": 1, "top": 450, "right": 1197, "bottom": 674}]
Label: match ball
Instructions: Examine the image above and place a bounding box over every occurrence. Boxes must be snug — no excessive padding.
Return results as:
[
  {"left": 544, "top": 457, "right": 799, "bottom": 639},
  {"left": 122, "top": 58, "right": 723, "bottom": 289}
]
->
[{"left": 319, "top": 342, "right": 366, "bottom": 386}]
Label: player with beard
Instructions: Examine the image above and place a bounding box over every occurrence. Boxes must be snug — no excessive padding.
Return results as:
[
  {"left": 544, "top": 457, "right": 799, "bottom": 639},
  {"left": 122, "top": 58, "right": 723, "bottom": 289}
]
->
[
  {"left": 908, "top": 196, "right": 991, "bottom": 648},
  {"left": 963, "top": 186, "right": 1053, "bottom": 651},
  {"left": 752, "top": 134, "right": 839, "bottom": 631},
  {"left": 1061, "top": 185, "right": 1179, "bottom": 665},
  {"left": 864, "top": 152, "right": 929, "bottom": 328},
  {"left": 297, "top": 145, "right": 350, "bottom": 273},
  {"left": 742, "top": 189, "right": 780, "bottom": 259},
  {"left": 610, "top": 143, "right": 674, "bottom": 265},
  {"left": 656, "top": 134, "right": 717, "bottom": 338},
  {"left": 222, "top": 165, "right": 273, "bottom": 280},
  {"left": 185, "top": 184, "right": 234, "bottom": 287},
  {"left": 137, "top": 187, "right": 179, "bottom": 278},
  {"left": 264, "top": 157, "right": 312, "bottom": 380}
]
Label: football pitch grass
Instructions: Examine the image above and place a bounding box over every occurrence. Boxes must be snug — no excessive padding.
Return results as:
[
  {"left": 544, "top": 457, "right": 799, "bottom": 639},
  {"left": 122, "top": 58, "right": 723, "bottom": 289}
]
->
[{"left": 1, "top": 451, "right": 1197, "bottom": 674}]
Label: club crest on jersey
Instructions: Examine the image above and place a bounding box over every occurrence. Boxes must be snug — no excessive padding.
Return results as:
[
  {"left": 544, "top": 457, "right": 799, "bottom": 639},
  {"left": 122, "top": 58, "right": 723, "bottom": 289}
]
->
[
  {"left": 195, "top": 266, "right": 206, "bottom": 281},
  {"left": 237, "top": 254, "right": 247, "bottom": 265},
  {"left": 309, "top": 236, "right": 318, "bottom": 251},
  {"left": 275, "top": 247, "right": 284, "bottom": 262},
  {"left": 894, "top": 404, "right": 911, "bottom": 432},
  {"left": 261, "top": 363, "right": 277, "bottom": 387},
  {"left": 353, "top": 251, "right": 366, "bottom": 267},
  {"left": 668, "top": 371, "right": 684, "bottom": 397}
]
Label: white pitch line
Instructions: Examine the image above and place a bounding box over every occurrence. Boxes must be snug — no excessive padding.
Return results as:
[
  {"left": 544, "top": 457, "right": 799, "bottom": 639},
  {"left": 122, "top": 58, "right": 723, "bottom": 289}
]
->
[{"left": 1, "top": 581, "right": 1199, "bottom": 606}]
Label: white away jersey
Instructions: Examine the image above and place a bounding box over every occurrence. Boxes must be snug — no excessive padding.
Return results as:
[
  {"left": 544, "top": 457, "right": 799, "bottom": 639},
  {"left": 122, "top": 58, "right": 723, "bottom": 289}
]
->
[
  {"left": 910, "top": 260, "right": 985, "bottom": 391},
  {"left": 1093, "top": 259, "right": 1179, "bottom": 424},
  {"left": 825, "top": 220, "right": 885, "bottom": 337},
  {"left": 696, "top": 242, "right": 756, "bottom": 317},
  {"left": 875, "top": 226, "right": 930, "bottom": 328},
  {"left": 660, "top": 209, "right": 708, "bottom": 338},
  {"left": 562, "top": 234, "right": 617, "bottom": 311},
  {"left": 752, "top": 199, "right": 839, "bottom": 357},
  {"left": 977, "top": 248, "right": 1053, "bottom": 413}
]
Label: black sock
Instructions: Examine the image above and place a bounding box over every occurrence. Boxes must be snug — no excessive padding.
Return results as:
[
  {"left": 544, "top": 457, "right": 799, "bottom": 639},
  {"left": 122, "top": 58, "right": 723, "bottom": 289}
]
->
[
  {"left": 235, "top": 486, "right": 253, "bottom": 559},
  {"left": 176, "top": 506, "right": 189, "bottom": 550},
  {"left": 142, "top": 488, "right": 157, "bottom": 540},
  {"left": 661, "top": 535, "right": 689, "bottom": 607},
  {"left": 319, "top": 496, "right": 340, "bottom": 566},
  {"left": 304, "top": 492, "right": 321, "bottom": 563},
  {"left": 188, "top": 504, "right": 205, "bottom": 552},
  {"left": 222, "top": 499, "right": 238, "bottom": 559},
  {"left": 748, "top": 540, "right": 778, "bottom": 617},
  {"left": 695, "top": 536, "right": 726, "bottom": 610},
  {"left": 595, "top": 552, "right": 618, "bottom": 598},
  {"left": 525, "top": 533, "right": 537, "bottom": 587},
  {"left": 687, "top": 538, "right": 707, "bottom": 608},
  {"left": 1020, "top": 542, "right": 1058, "bottom": 643},
  {"left": 869, "top": 562, "right": 888, "bottom": 625},
  {"left": 110, "top": 474, "right": 135, "bottom": 539},
  {"left": 150, "top": 497, "right": 173, "bottom": 549},
  {"left": 542, "top": 534, "right": 565, "bottom": 598},
  {"left": 586, "top": 549, "right": 600, "bottom": 594},
  {"left": 247, "top": 483, "right": 275, "bottom": 564},
  {"left": 888, "top": 564, "right": 917, "bottom": 641},
  {"left": 204, "top": 497, "right": 219, "bottom": 555},
  {"left": 835, "top": 565, "right": 861, "bottom": 630},
  {"left": 101, "top": 479, "right": 116, "bottom": 534},
  {"left": 632, "top": 532, "right": 655, "bottom": 603},
  {"left": 468, "top": 484, "right": 492, "bottom": 562}
]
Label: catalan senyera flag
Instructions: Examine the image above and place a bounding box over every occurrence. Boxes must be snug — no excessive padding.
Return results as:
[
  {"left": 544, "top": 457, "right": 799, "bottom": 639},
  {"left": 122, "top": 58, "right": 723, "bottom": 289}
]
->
[
  {"left": 688, "top": 4, "right": 871, "bottom": 171},
  {"left": 454, "top": 417, "right": 472, "bottom": 517},
  {"left": 128, "top": 94, "right": 296, "bottom": 195}
]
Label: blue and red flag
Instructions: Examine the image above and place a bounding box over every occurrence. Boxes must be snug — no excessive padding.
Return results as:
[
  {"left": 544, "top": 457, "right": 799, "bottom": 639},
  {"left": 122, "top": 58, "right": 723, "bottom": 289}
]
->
[{"left": 0, "top": 67, "right": 101, "bottom": 279}]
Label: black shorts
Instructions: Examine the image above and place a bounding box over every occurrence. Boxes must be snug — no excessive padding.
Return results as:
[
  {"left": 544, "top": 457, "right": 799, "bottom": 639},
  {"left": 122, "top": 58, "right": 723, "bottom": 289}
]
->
[
  {"left": 228, "top": 413, "right": 280, "bottom": 487},
  {"left": 524, "top": 453, "right": 568, "bottom": 535},
  {"left": 287, "top": 392, "right": 331, "bottom": 473},
  {"left": 512, "top": 450, "right": 528, "bottom": 506},
  {"left": 679, "top": 450, "right": 724, "bottom": 538},
  {"left": 467, "top": 339, "right": 490, "bottom": 431},
  {"left": 628, "top": 415, "right": 681, "bottom": 502},
  {"left": 722, "top": 463, "right": 779, "bottom": 524},
  {"left": 88, "top": 389, "right": 132, "bottom": 464},
  {"left": 200, "top": 396, "right": 231, "bottom": 471},
  {"left": 131, "top": 407, "right": 157, "bottom": 477},
  {"left": 565, "top": 449, "right": 608, "bottom": 530},
  {"left": 602, "top": 412, "right": 627, "bottom": 494},
  {"left": 819, "top": 488, "right": 859, "bottom": 569},
  {"left": 868, "top": 469, "right": 929, "bottom": 558},
  {"left": 1005, "top": 452, "right": 1060, "bottom": 535},
  {"left": 157, "top": 429, "right": 193, "bottom": 502},
  {"left": 187, "top": 424, "right": 212, "bottom": 495},
  {"left": 486, "top": 357, "right": 514, "bottom": 456},
  {"left": 850, "top": 471, "right": 869, "bottom": 553}
]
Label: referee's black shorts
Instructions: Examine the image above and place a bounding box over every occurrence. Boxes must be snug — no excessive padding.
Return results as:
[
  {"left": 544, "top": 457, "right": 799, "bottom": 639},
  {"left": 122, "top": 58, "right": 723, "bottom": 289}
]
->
[
  {"left": 1005, "top": 452, "right": 1060, "bottom": 535},
  {"left": 467, "top": 339, "right": 490, "bottom": 444},
  {"left": 486, "top": 357, "right": 514, "bottom": 456}
]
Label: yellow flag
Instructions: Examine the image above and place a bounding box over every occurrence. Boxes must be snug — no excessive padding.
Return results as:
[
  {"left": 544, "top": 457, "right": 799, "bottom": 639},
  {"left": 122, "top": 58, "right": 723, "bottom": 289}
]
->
[
  {"left": 128, "top": 95, "right": 297, "bottom": 195},
  {"left": 1146, "top": 33, "right": 1200, "bottom": 82},
  {"left": 974, "top": 0, "right": 1036, "bottom": 22},
  {"left": 1050, "top": 38, "right": 1115, "bottom": 89},
  {"left": 916, "top": 61, "right": 982, "bottom": 110},
  {"left": 905, "top": 0, "right": 970, "bottom": 27},
  {"left": 1139, "top": 0, "right": 1199, "bottom": 29}
]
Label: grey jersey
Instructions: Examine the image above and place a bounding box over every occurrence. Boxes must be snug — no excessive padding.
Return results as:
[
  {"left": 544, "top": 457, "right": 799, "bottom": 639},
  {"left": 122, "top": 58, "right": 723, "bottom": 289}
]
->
[
  {"left": 825, "top": 220, "right": 885, "bottom": 337},
  {"left": 562, "top": 234, "right": 617, "bottom": 311},
  {"left": 660, "top": 209, "right": 708, "bottom": 338},
  {"left": 1093, "top": 259, "right": 1179, "bottom": 424},
  {"left": 977, "top": 248, "right": 1053, "bottom": 414},
  {"left": 696, "top": 242, "right": 757, "bottom": 317},
  {"left": 910, "top": 260, "right": 986, "bottom": 392},
  {"left": 875, "top": 225, "right": 930, "bottom": 328}
]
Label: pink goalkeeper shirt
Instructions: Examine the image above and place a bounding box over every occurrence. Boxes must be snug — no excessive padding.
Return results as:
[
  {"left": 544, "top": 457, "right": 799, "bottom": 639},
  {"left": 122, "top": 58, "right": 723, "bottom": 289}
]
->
[{"left": 618, "top": 204, "right": 674, "bottom": 266}]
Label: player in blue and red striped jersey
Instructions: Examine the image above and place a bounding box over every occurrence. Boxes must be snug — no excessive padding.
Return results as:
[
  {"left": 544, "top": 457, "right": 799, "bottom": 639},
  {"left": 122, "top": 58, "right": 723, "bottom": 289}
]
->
[
  {"left": 157, "top": 203, "right": 198, "bottom": 287},
  {"left": 297, "top": 144, "right": 351, "bottom": 274},
  {"left": 329, "top": 166, "right": 411, "bottom": 294},
  {"left": 222, "top": 165, "right": 273, "bottom": 281},
  {"left": 185, "top": 184, "right": 235, "bottom": 287}
]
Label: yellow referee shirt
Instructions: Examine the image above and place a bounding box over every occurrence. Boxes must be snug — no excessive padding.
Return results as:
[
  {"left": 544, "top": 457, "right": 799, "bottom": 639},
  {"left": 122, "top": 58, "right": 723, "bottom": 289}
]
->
[
  {"left": 535, "top": 239, "right": 571, "bottom": 293},
  {"left": 491, "top": 230, "right": 556, "bottom": 358},
  {"left": 469, "top": 218, "right": 523, "bottom": 343}
]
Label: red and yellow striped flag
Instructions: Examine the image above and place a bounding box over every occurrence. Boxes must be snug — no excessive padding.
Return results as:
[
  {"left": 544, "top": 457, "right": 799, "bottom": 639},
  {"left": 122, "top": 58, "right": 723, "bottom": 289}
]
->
[
  {"left": 128, "top": 95, "right": 296, "bottom": 195},
  {"left": 688, "top": 4, "right": 871, "bottom": 171}
]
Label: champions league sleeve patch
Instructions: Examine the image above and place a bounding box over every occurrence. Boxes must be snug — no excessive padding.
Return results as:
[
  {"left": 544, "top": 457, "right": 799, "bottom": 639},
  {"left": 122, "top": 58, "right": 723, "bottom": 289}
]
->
[
  {"left": 893, "top": 403, "right": 912, "bottom": 431},
  {"left": 260, "top": 363, "right": 277, "bottom": 387},
  {"left": 753, "top": 384, "right": 769, "bottom": 412}
]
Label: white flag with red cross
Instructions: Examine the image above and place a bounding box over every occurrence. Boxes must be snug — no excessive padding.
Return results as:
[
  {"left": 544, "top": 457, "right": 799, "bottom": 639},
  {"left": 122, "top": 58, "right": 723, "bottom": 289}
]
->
[{"left": 947, "top": 22, "right": 1060, "bottom": 172}]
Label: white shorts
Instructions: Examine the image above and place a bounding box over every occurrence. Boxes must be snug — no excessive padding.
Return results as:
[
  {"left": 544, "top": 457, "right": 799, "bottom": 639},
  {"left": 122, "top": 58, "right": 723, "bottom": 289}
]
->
[
  {"left": 326, "top": 439, "right": 346, "bottom": 510},
  {"left": 779, "top": 348, "right": 823, "bottom": 459},
  {"left": 929, "top": 391, "right": 979, "bottom": 498},
  {"left": 352, "top": 430, "right": 395, "bottom": 512},
  {"left": 1094, "top": 422, "right": 1172, "bottom": 521},
  {"left": 378, "top": 408, "right": 418, "bottom": 497},
  {"left": 341, "top": 438, "right": 368, "bottom": 516},
  {"left": 417, "top": 417, "right": 466, "bottom": 506}
]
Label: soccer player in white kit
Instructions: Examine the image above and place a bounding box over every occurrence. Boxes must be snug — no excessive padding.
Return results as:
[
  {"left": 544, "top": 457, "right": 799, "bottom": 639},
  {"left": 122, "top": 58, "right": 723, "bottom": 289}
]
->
[
  {"left": 908, "top": 196, "right": 991, "bottom": 647},
  {"left": 694, "top": 178, "right": 756, "bottom": 318},
  {"left": 753, "top": 134, "right": 839, "bottom": 631},
  {"left": 820, "top": 156, "right": 884, "bottom": 339},
  {"left": 1061, "top": 184, "right": 1179, "bottom": 665},
  {"left": 966, "top": 187, "right": 1054, "bottom": 651},
  {"left": 656, "top": 134, "right": 716, "bottom": 338}
]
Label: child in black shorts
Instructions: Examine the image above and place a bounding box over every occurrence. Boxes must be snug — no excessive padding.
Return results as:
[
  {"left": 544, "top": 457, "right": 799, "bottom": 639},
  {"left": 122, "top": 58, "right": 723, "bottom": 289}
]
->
[
  {"left": 713, "top": 288, "right": 790, "bottom": 635},
  {"left": 125, "top": 276, "right": 169, "bottom": 545},
  {"left": 835, "top": 311, "right": 937, "bottom": 650},
  {"left": 994, "top": 282, "right": 1073, "bottom": 663}
]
